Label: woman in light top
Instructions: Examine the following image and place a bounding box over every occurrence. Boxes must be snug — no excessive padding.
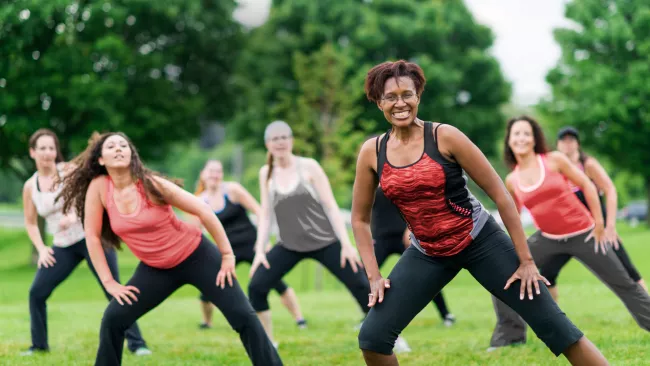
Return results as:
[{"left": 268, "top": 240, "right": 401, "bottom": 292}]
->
[
  {"left": 193, "top": 159, "right": 306, "bottom": 331},
  {"left": 21, "top": 129, "right": 150, "bottom": 357},
  {"left": 248, "top": 121, "right": 370, "bottom": 346}
]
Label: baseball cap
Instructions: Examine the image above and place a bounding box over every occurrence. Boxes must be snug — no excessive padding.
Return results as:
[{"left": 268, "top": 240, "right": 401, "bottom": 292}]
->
[{"left": 557, "top": 126, "right": 580, "bottom": 141}]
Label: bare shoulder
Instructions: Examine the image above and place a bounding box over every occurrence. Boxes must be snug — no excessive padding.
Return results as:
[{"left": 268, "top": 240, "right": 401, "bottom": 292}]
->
[
  {"left": 225, "top": 181, "right": 245, "bottom": 195},
  {"left": 546, "top": 151, "right": 570, "bottom": 170},
  {"left": 504, "top": 172, "right": 516, "bottom": 189},
  {"left": 583, "top": 155, "right": 601, "bottom": 170},
  {"left": 358, "top": 136, "right": 382, "bottom": 171},
  {"left": 259, "top": 164, "right": 269, "bottom": 178},
  {"left": 23, "top": 176, "right": 35, "bottom": 194},
  {"left": 434, "top": 122, "right": 465, "bottom": 143},
  {"left": 88, "top": 175, "right": 109, "bottom": 205}
]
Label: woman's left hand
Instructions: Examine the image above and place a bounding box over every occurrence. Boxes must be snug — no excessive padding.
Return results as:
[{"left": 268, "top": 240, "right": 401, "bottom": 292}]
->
[
  {"left": 216, "top": 253, "right": 236, "bottom": 289},
  {"left": 504, "top": 260, "right": 550, "bottom": 300}
]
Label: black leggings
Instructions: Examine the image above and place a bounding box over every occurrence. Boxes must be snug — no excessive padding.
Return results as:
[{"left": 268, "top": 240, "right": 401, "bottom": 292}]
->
[
  {"left": 542, "top": 238, "right": 643, "bottom": 286},
  {"left": 95, "top": 236, "right": 282, "bottom": 366},
  {"left": 374, "top": 235, "right": 450, "bottom": 319},
  {"left": 28, "top": 239, "right": 146, "bottom": 352},
  {"left": 200, "top": 244, "right": 289, "bottom": 302},
  {"left": 248, "top": 241, "right": 370, "bottom": 313},
  {"left": 358, "top": 217, "right": 583, "bottom": 357}
]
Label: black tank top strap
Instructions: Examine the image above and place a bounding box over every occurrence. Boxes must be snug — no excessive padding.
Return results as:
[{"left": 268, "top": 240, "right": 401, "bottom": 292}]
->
[
  {"left": 423, "top": 121, "right": 442, "bottom": 159},
  {"left": 376, "top": 132, "right": 390, "bottom": 181}
]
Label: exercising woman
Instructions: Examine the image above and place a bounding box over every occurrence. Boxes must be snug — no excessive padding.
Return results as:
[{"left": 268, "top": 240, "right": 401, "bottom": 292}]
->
[
  {"left": 539, "top": 126, "right": 647, "bottom": 299},
  {"left": 193, "top": 159, "right": 306, "bottom": 330},
  {"left": 489, "top": 116, "right": 650, "bottom": 351},
  {"left": 248, "top": 120, "right": 370, "bottom": 346},
  {"left": 58, "top": 132, "right": 282, "bottom": 366},
  {"left": 351, "top": 60, "right": 609, "bottom": 365},
  {"left": 21, "top": 129, "right": 150, "bottom": 356}
]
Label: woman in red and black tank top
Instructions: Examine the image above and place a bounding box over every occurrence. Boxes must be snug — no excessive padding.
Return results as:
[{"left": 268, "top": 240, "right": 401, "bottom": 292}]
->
[
  {"left": 351, "top": 61, "right": 607, "bottom": 366},
  {"left": 490, "top": 116, "right": 650, "bottom": 352},
  {"left": 58, "top": 133, "right": 282, "bottom": 366}
]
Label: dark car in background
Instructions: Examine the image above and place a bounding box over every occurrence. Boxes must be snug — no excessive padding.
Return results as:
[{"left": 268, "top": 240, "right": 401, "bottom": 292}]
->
[{"left": 618, "top": 200, "right": 648, "bottom": 226}]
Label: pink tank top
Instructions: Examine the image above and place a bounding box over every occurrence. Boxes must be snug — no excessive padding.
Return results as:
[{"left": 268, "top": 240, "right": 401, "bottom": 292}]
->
[
  {"left": 105, "top": 176, "right": 201, "bottom": 269},
  {"left": 513, "top": 155, "right": 594, "bottom": 238}
]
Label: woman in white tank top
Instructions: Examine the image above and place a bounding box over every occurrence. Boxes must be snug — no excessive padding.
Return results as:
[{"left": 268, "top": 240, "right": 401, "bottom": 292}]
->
[{"left": 20, "top": 129, "right": 150, "bottom": 356}]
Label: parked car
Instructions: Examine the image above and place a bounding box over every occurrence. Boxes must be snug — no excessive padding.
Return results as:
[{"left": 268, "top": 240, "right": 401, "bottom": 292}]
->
[{"left": 619, "top": 200, "right": 648, "bottom": 226}]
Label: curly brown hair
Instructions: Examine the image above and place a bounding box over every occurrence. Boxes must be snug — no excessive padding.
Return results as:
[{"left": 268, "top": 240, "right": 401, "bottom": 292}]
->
[
  {"left": 364, "top": 60, "right": 426, "bottom": 103},
  {"left": 57, "top": 132, "right": 181, "bottom": 250},
  {"left": 503, "top": 115, "right": 549, "bottom": 169}
]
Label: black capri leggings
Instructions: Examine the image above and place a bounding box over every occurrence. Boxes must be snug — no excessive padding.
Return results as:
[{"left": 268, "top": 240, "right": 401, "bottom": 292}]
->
[
  {"left": 358, "top": 217, "right": 583, "bottom": 357},
  {"left": 95, "top": 236, "right": 282, "bottom": 366},
  {"left": 374, "top": 235, "right": 450, "bottom": 319},
  {"left": 541, "top": 238, "right": 642, "bottom": 286},
  {"left": 248, "top": 241, "right": 370, "bottom": 314},
  {"left": 200, "top": 244, "right": 288, "bottom": 302}
]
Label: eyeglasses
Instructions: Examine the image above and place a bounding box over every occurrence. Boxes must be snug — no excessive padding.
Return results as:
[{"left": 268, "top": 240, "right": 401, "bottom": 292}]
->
[
  {"left": 268, "top": 134, "right": 292, "bottom": 143},
  {"left": 381, "top": 92, "right": 418, "bottom": 104}
]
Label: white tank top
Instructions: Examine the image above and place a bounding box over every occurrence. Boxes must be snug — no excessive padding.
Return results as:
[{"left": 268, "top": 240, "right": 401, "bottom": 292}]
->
[{"left": 30, "top": 165, "right": 85, "bottom": 247}]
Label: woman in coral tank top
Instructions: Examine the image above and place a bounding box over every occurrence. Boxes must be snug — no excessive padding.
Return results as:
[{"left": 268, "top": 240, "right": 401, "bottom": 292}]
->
[
  {"left": 351, "top": 60, "right": 607, "bottom": 366},
  {"left": 58, "top": 132, "right": 282, "bottom": 366},
  {"left": 489, "top": 116, "right": 650, "bottom": 350}
]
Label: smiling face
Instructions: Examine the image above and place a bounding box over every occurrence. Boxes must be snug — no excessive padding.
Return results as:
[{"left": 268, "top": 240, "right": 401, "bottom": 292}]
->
[
  {"left": 508, "top": 120, "right": 536, "bottom": 156},
  {"left": 99, "top": 134, "right": 132, "bottom": 169},
  {"left": 264, "top": 124, "right": 294, "bottom": 159},
  {"left": 201, "top": 160, "right": 223, "bottom": 190},
  {"left": 557, "top": 135, "right": 580, "bottom": 157},
  {"left": 29, "top": 135, "right": 58, "bottom": 168},
  {"left": 378, "top": 76, "right": 420, "bottom": 128}
]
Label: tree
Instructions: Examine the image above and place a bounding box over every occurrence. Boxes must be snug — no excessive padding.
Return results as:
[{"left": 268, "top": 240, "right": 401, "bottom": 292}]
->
[
  {"left": 228, "top": 0, "right": 510, "bottom": 206},
  {"left": 539, "top": 0, "right": 650, "bottom": 223},
  {"left": 0, "top": 0, "right": 242, "bottom": 180},
  {"left": 273, "top": 43, "right": 370, "bottom": 207}
]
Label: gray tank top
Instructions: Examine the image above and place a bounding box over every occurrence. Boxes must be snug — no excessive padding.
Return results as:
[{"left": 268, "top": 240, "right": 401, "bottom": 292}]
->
[{"left": 270, "top": 158, "right": 337, "bottom": 252}]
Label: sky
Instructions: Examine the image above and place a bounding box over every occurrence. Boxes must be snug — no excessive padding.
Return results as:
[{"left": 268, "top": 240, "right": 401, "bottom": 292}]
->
[{"left": 233, "top": 0, "right": 573, "bottom": 106}]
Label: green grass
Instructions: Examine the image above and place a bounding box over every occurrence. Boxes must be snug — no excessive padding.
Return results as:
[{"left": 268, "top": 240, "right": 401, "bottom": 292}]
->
[{"left": 0, "top": 225, "right": 649, "bottom": 365}]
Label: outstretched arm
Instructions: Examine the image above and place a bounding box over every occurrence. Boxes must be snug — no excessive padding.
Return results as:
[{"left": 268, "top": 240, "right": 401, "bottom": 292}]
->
[
  {"left": 84, "top": 177, "right": 140, "bottom": 305},
  {"left": 152, "top": 176, "right": 233, "bottom": 256},
  {"left": 351, "top": 139, "right": 385, "bottom": 306},
  {"left": 439, "top": 125, "right": 547, "bottom": 300}
]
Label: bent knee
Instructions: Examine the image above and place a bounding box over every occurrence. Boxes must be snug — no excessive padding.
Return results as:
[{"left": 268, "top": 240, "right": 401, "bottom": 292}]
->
[
  {"left": 29, "top": 285, "right": 50, "bottom": 303},
  {"left": 101, "top": 302, "right": 133, "bottom": 329},
  {"left": 358, "top": 320, "right": 395, "bottom": 355}
]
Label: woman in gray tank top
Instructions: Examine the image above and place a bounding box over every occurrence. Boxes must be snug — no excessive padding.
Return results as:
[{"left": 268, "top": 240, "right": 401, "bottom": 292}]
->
[{"left": 248, "top": 121, "right": 371, "bottom": 347}]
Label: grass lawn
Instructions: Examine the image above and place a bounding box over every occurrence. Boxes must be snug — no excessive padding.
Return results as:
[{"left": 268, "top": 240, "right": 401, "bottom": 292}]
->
[{"left": 0, "top": 224, "right": 648, "bottom": 365}]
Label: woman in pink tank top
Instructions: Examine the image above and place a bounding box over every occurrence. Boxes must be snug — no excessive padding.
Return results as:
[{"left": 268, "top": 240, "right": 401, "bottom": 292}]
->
[
  {"left": 540, "top": 127, "right": 648, "bottom": 301},
  {"left": 58, "top": 132, "right": 282, "bottom": 366},
  {"left": 490, "top": 116, "right": 650, "bottom": 350},
  {"left": 21, "top": 129, "right": 149, "bottom": 357}
]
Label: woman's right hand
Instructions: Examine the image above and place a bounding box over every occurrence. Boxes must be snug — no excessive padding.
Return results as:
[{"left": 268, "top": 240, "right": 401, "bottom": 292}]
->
[
  {"left": 105, "top": 280, "right": 140, "bottom": 306},
  {"left": 368, "top": 276, "right": 391, "bottom": 307},
  {"left": 586, "top": 223, "right": 608, "bottom": 255},
  {"left": 249, "top": 251, "right": 270, "bottom": 278},
  {"left": 37, "top": 247, "right": 56, "bottom": 268}
]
